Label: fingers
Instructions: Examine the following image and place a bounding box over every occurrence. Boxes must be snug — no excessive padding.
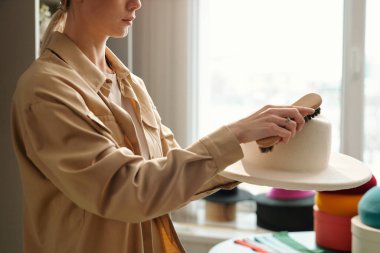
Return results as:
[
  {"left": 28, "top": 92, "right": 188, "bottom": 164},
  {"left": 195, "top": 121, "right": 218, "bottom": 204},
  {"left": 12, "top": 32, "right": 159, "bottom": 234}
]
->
[
  {"left": 267, "top": 115, "right": 298, "bottom": 138},
  {"left": 263, "top": 106, "right": 315, "bottom": 131},
  {"left": 229, "top": 104, "right": 316, "bottom": 144},
  {"left": 294, "top": 106, "right": 315, "bottom": 116},
  {"left": 258, "top": 105, "right": 315, "bottom": 144},
  {"left": 268, "top": 123, "right": 292, "bottom": 144},
  {"left": 258, "top": 104, "right": 314, "bottom": 115}
]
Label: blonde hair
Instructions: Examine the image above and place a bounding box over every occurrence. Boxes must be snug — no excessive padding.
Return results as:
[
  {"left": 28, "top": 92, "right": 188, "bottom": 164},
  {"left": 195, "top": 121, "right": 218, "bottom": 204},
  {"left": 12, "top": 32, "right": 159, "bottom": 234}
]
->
[{"left": 40, "top": 0, "right": 70, "bottom": 54}]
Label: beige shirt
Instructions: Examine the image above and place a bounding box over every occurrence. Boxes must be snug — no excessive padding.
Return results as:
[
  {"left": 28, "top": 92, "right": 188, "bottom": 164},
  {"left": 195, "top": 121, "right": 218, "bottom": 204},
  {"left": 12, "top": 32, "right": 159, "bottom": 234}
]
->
[{"left": 11, "top": 32, "right": 243, "bottom": 253}]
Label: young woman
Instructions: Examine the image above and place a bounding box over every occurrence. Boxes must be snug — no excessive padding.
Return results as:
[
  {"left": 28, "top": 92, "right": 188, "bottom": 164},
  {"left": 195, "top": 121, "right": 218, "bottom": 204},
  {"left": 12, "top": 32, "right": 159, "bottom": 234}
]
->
[{"left": 11, "top": 0, "right": 313, "bottom": 252}]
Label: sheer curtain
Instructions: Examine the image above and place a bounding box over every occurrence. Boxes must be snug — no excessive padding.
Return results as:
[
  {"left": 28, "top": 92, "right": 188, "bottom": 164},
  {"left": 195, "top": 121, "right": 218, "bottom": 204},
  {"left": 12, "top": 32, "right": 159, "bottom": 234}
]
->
[{"left": 132, "top": 0, "right": 197, "bottom": 147}]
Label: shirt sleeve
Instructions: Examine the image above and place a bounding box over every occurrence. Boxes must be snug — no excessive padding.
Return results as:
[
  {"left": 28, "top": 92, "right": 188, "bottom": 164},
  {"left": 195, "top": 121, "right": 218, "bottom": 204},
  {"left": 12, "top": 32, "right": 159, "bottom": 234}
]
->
[
  {"left": 160, "top": 120, "right": 242, "bottom": 201},
  {"left": 22, "top": 87, "right": 243, "bottom": 223}
]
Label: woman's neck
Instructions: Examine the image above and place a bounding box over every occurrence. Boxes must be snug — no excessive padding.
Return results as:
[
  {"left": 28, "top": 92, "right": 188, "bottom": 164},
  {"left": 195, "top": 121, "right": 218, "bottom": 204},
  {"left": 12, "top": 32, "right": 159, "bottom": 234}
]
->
[{"left": 63, "top": 15, "right": 111, "bottom": 74}]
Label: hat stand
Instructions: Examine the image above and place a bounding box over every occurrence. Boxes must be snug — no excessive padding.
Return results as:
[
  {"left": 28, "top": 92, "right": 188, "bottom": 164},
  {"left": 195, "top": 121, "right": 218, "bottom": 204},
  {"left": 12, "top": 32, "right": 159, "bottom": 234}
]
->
[{"left": 204, "top": 187, "right": 253, "bottom": 222}]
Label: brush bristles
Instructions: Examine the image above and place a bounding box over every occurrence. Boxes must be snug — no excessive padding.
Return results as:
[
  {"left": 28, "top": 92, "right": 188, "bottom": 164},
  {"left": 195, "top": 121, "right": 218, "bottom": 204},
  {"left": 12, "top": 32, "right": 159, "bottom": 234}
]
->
[
  {"left": 259, "top": 146, "right": 274, "bottom": 153},
  {"left": 258, "top": 107, "right": 321, "bottom": 153},
  {"left": 304, "top": 107, "right": 321, "bottom": 122}
]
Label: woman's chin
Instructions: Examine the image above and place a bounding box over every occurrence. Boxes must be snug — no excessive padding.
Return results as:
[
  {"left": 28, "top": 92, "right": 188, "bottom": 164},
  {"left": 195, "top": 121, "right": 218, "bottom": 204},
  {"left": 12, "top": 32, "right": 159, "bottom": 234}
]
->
[{"left": 111, "top": 28, "right": 130, "bottom": 39}]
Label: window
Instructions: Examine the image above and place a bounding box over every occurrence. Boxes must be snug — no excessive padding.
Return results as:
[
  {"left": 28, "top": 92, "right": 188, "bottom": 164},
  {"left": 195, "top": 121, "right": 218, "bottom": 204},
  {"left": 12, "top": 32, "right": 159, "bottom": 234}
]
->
[
  {"left": 197, "top": 0, "right": 344, "bottom": 153},
  {"left": 197, "top": 0, "right": 380, "bottom": 179}
]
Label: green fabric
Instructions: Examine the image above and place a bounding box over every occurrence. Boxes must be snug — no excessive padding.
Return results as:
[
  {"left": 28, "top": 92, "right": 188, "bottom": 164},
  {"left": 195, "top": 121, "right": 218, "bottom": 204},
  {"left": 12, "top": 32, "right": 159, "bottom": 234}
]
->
[{"left": 273, "top": 232, "right": 324, "bottom": 253}]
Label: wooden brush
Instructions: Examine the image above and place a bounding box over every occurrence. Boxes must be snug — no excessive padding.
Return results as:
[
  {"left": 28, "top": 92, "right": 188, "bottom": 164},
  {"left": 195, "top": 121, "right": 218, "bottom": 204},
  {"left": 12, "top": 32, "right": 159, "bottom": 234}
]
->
[{"left": 257, "top": 93, "right": 322, "bottom": 153}]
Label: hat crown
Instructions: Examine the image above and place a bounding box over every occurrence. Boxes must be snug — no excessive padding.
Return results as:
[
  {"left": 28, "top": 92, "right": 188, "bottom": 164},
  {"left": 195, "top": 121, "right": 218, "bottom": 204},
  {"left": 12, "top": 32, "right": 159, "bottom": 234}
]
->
[{"left": 242, "top": 115, "right": 331, "bottom": 173}]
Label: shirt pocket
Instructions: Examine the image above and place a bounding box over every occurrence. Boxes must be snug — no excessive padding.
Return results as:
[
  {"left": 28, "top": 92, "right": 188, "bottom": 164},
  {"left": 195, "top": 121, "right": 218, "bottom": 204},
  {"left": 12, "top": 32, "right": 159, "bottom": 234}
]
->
[
  {"left": 140, "top": 105, "right": 162, "bottom": 157},
  {"left": 87, "top": 111, "right": 126, "bottom": 147}
]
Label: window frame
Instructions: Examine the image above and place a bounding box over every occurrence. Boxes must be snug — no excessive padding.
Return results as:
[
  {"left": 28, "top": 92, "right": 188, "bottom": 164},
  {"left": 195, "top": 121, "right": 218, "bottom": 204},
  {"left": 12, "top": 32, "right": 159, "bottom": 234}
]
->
[{"left": 340, "top": 0, "right": 366, "bottom": 160}]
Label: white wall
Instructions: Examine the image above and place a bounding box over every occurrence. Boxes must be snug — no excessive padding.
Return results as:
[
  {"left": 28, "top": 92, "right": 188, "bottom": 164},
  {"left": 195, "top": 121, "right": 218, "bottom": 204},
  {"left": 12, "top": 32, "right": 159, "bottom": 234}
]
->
[{"left": 0, "top": 1, "right": 37, "bottom": 252}]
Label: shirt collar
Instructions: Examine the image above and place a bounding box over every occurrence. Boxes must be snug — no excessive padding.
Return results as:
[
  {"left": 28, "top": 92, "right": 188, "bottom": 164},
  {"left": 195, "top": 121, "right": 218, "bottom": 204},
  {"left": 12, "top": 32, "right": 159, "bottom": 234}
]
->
[
  {"left": 105, "top": 47, "right": 131, "bottom": 78},
  {"left": 45, "top": 32, "right": 131, "bottom": 93}
]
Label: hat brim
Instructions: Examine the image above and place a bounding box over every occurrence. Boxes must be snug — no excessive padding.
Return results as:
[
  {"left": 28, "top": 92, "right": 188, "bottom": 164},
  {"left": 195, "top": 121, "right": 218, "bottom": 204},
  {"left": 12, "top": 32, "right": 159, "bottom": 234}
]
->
[
  {"left": 220, "top": 153, "right": 372, "bottom": 191},
  {"left": 204, "top": 188, "right": 253, "bottom": 203}
]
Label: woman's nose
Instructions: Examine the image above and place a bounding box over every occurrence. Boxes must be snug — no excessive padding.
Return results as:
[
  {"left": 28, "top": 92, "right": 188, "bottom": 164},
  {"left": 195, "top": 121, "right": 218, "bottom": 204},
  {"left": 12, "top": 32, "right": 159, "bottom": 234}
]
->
[{"left": 128, "top": 0, "right": 142, "bottom": 12}]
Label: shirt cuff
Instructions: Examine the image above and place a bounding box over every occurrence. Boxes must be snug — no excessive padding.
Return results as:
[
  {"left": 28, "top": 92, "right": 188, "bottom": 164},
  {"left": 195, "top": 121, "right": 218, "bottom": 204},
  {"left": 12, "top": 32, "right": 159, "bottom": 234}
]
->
[{"left": 199, "top": 126, "right": 244, "bottom": 172}]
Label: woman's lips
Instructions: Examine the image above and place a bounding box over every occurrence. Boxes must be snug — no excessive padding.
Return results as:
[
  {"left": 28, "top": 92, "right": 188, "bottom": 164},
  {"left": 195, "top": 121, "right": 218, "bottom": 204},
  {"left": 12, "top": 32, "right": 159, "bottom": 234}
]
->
[{"left": 122, "top": 17, "right": 135, "bottom": 22}]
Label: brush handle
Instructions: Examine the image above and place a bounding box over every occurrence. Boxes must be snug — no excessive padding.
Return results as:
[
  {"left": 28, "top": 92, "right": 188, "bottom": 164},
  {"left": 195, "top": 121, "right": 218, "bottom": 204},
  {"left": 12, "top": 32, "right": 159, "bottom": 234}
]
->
[
  {"left": 256, "top": 93, "right": 322, "bottom": 148},
  {"left": 292, "top": 93, "right": 322, "bottom": 109}
]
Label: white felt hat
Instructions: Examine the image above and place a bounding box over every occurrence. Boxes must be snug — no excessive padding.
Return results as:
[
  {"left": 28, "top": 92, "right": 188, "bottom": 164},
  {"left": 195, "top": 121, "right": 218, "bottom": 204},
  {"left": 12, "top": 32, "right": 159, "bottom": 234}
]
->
[{"left": 220, "top": 116, "right": 372, "bottom": 191}]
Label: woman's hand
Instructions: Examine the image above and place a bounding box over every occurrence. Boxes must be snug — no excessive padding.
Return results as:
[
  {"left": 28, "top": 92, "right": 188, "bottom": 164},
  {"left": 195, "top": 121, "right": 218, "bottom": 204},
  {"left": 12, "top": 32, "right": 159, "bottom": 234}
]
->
[{"left": 227, "top": 105, "right": 315, "bottom": 144}]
